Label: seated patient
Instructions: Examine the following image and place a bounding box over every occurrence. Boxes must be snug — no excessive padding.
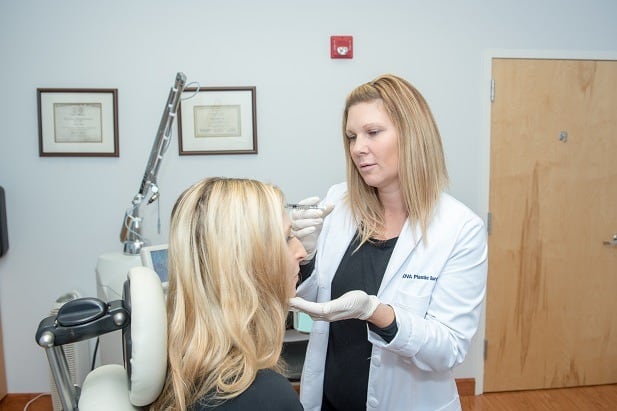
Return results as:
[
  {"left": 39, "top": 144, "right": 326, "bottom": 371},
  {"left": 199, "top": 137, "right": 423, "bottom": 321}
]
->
[{"left": 150, "top": 177, "right": 306, "bottom": 410}]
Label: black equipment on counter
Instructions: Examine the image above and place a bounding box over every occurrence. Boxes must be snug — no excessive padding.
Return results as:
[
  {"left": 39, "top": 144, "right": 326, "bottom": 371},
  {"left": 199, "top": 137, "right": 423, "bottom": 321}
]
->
[{"left": 0, "top": 186, "right": 8, "bottom": 257}]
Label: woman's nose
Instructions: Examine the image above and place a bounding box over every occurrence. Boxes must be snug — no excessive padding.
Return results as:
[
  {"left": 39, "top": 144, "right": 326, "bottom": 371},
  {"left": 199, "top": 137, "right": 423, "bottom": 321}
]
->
[
  {"left": 350, "top": 135, "right": 368, "bottom": 155},
  {"left": 294, "top": 237, "right": 307, "bottom": 260}
]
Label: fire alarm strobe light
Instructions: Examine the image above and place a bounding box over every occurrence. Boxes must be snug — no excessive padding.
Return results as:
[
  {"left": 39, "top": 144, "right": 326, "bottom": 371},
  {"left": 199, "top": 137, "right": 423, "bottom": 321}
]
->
[{"left": 331, "top": 35, "right": 353, "bottom": 59}]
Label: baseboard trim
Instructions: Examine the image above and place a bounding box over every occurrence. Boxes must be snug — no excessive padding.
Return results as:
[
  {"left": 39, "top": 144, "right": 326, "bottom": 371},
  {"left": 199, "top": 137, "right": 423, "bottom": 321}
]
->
[{"left": 456, "top": 378, "right": 476, "bottom": 396}]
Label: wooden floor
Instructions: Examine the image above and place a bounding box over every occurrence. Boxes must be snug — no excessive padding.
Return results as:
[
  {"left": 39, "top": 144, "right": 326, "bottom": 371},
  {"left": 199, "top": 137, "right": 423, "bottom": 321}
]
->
[
  {"left": 460, "top": 384, "right": 617, "bottom": 411},
  {"left": 1, "top": 384, "right": 616, "bottom": 410},
  {"left": 0, "top": 393, "right": 51, "bottom": 411}
]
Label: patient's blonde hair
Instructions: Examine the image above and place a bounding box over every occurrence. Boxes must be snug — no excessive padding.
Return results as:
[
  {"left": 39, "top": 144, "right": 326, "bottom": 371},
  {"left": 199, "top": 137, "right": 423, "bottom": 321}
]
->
[{"left": 151, "top": 177, "right": 290, "bottom": 410}]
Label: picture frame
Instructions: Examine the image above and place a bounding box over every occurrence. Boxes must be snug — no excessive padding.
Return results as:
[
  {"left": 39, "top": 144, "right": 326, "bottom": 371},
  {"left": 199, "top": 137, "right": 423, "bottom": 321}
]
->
[
  {"left": 37, "top": 88, "right": 119, "bottom": 157},
  {"left": 178, "top": 86, "right": 257, "bottom": 155}
]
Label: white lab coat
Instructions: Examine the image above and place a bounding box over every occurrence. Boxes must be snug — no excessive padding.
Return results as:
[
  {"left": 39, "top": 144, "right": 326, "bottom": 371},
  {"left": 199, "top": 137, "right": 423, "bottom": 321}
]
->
[{"left": 296, "top": 182, "right": 487, "bottom": 411}]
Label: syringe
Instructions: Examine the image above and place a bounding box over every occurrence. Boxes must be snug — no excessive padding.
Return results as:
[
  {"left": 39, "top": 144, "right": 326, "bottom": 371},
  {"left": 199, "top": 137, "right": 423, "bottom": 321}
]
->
[{"left": 285, "top": 204, "right": 323, "bottom": 210}]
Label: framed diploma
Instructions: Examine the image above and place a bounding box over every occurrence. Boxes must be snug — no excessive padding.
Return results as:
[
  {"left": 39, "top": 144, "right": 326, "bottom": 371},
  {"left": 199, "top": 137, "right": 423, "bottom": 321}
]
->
[
  {"left": 37, "top": 88, "right": 119, "bottom": 157},
  {"left": 178, "top": 87, "right": 257, "bottom": 155}
]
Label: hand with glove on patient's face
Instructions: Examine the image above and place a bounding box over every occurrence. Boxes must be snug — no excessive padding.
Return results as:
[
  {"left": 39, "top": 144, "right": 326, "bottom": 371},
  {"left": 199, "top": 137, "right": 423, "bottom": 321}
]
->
[
  {"left": 289, "top": 290, "right": 381, "bottom": 322},
  {"left": 289, "top": 196, "right": 334, "bottom": 261}
]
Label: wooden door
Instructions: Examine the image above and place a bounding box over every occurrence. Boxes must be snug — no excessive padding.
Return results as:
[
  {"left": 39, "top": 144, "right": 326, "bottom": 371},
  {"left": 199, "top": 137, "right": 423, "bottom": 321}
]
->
[{"left": 484, "top": 58, "right": 617, "bottom": 392}]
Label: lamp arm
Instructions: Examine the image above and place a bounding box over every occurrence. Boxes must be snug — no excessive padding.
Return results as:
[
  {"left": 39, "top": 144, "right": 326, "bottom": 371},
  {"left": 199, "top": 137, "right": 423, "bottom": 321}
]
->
[{"left": 120, "top": 72, "right": 187, "bottom": 254}]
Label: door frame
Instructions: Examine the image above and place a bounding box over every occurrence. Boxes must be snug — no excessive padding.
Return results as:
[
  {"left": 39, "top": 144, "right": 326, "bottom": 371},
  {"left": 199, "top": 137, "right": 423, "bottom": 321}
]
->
[{"left": 476, "top": 49, "right": 617, "bottom": 394}]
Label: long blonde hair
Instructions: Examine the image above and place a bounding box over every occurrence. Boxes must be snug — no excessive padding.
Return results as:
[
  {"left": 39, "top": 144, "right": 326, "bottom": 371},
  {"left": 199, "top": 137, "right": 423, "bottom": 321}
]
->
[
  {"left": 342, "top": 74, "right": 449, "bottom": 244},
  {"left": 151, "top": 177, "right": 291, "bottom": 410}
]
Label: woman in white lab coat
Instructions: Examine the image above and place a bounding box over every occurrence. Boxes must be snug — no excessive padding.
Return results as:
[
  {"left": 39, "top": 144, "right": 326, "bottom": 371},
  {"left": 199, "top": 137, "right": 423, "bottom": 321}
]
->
[{"left": 290, "top": 74, "right": 488, "bottom": 411}]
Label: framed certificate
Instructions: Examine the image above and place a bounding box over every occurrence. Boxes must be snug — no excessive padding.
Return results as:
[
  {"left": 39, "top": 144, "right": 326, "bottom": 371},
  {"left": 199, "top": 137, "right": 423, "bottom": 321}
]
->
[
  {"left": 37, "top": 88, "right": 119, "bottom": 157},
  {"left": 178, "top": 86, "right": 257, "bottom": 155}
]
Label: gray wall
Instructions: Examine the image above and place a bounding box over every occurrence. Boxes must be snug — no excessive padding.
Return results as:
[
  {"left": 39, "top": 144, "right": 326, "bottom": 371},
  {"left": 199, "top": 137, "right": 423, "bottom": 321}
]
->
[{"left": 1, "top": 0, "right": 615, "bottom": 394}]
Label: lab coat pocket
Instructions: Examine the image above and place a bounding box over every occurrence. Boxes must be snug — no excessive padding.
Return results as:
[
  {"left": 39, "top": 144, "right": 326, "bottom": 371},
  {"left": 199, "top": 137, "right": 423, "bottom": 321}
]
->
[{"left": 394, "top": 290, "right": 431, "bottom": 317}]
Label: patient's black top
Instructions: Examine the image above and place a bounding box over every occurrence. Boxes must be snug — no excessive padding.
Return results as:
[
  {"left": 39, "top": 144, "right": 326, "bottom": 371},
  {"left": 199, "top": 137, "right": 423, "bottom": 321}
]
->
[{"left": 191, "top": 369, "right": 303, "bottom": 410}]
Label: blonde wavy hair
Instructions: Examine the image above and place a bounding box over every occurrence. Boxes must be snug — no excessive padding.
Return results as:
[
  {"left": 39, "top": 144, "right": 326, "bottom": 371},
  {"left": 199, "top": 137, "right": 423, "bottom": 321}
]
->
[
  {"left": 150, "top": 177, "right": 291, "bottom": 410},
  {"left": 342, "top": 73, "right": 449, "bottom": 244}
]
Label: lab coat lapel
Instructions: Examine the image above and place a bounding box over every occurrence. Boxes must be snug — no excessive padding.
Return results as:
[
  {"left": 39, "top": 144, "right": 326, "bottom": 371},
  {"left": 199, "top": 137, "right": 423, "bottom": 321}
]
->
[
  {"left": 378, "top": 219, "right": 423, "bottom": 295},
  {"left": 320, "top": 204, "right": 357, "bottom": 285}
]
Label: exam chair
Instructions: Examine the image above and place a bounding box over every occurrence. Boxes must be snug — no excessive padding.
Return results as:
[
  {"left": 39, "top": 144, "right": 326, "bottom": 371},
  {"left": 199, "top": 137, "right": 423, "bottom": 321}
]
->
[{"left": 35, "top": 266, "right": 167, "bottom": 410}]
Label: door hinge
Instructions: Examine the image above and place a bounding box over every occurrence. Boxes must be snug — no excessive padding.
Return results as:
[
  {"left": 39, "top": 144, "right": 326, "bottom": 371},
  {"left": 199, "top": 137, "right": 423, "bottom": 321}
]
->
[
  {"left": 487, "top": 212, "right": 492, "bottom": 234},
  {"left": 484, "top": 339, "right": 488, "bottom": 361},
  {"left": 490, "top": 79, "right": 495, "bottom": 102}
]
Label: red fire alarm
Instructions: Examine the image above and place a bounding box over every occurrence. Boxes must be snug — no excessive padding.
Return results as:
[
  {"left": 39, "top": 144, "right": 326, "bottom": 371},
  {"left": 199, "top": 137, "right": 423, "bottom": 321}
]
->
[{"left": 330, "top": 35, "right": 353, "bottom": 59}]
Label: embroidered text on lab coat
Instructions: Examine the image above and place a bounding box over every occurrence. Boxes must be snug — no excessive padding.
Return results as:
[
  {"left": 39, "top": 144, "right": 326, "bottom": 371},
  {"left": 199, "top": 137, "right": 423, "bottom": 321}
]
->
[{"left": 402, "top": 274, "right": 437, "bottom": 281}]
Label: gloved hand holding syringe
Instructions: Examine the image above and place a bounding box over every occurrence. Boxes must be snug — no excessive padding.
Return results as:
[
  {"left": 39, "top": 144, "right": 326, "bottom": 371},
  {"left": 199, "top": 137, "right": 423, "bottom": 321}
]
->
[{"left": 286, "top": 197, "right": 334, "bottom": 261}]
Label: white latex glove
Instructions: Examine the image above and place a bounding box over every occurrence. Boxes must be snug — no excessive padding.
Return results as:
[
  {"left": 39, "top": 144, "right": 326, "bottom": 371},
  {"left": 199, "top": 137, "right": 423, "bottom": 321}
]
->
[
  {"left": 289, "top": 290, "right": 380, "bottom": 322},
  {"left": 290, "top": 196, "right": 334, "bottom": 261}
]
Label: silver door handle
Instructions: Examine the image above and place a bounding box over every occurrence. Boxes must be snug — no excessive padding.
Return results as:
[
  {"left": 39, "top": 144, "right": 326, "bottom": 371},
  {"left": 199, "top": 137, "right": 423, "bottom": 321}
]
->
[{"left": 603, "top": 234, "right": 617, "bottom": 246}]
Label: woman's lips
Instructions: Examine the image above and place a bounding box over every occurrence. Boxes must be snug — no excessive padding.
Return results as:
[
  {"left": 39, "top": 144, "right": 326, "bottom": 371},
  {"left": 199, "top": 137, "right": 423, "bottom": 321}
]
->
[{"left": 359, "top": 163, "right": 376, "bottom": 171}]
